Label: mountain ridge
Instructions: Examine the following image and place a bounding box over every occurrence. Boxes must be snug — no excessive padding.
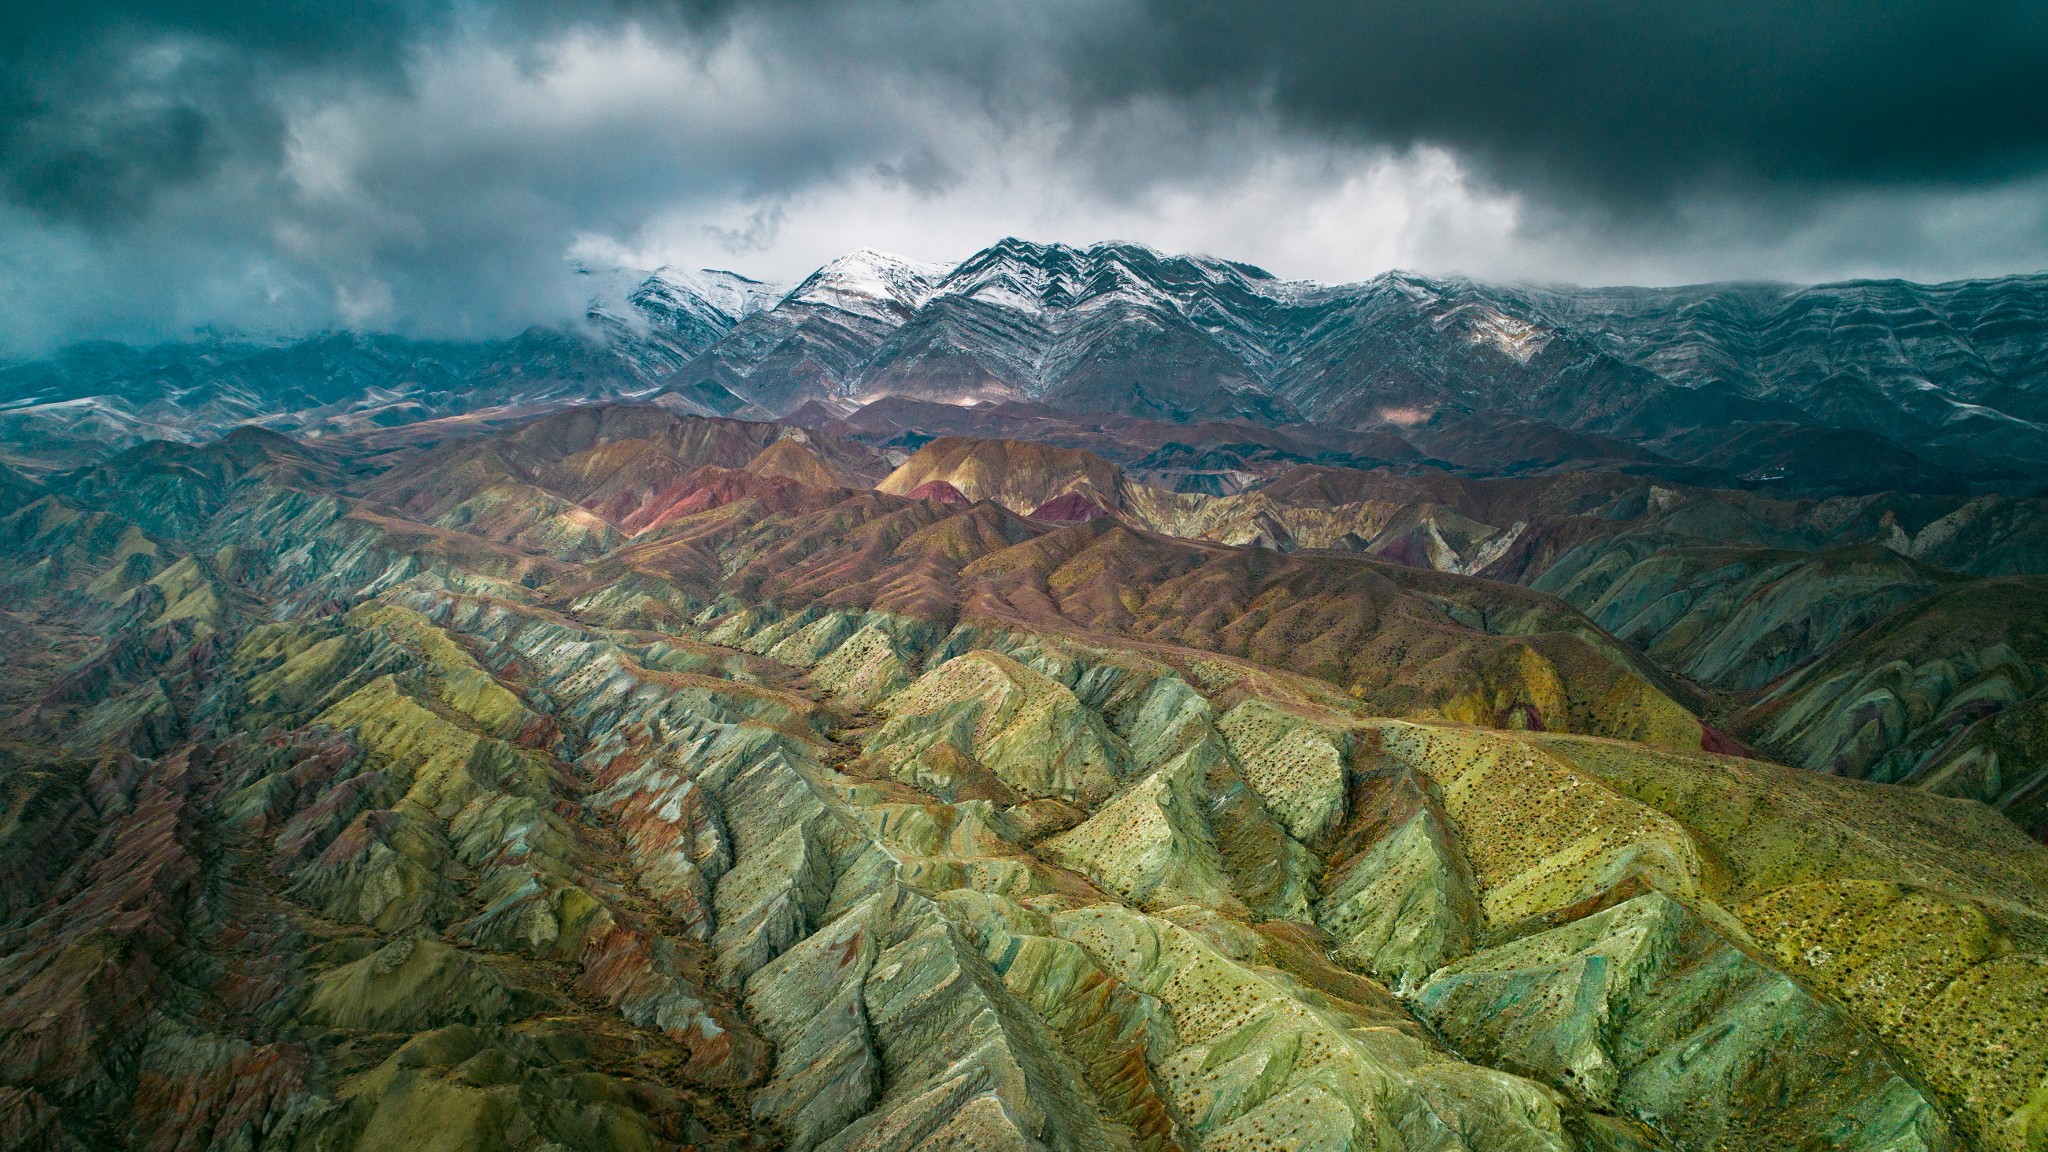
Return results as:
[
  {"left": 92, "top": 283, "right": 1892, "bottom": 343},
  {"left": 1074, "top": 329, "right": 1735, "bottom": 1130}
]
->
[
  {"left": 4, "top": 399, "right": 2046, "bottom": 1150},
  {"left": 7, "top": 239, "right": 2048, "bottom": 490}
]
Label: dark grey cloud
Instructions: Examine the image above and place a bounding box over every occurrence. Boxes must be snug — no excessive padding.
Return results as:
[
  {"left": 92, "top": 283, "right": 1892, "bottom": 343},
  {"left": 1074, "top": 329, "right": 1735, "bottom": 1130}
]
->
[
  {"left": 1101, "top": 1, "right": 2048, "bottom": 201},
  {"left": 0, "top": 2, "right": 414, "bottom": 224},
  {"left": 0, "top": 1, "right": 758, "bottom": 228},
  {"left": 1, "top": 0, "right": 2046, "bottom": 356}
]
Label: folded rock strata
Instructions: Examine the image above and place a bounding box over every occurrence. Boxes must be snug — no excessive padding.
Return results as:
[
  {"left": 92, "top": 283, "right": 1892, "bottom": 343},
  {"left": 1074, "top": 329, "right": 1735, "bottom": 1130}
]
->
[{"left": 0, "top": 411, "right": 2043, "bottom": 1152}]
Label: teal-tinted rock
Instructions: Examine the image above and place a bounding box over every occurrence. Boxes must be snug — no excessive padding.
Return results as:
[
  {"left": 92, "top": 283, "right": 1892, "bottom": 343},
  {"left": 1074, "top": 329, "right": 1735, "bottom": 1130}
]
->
[{"left": 1414, "top": 891, "right": 1956, "bottom": 1152}]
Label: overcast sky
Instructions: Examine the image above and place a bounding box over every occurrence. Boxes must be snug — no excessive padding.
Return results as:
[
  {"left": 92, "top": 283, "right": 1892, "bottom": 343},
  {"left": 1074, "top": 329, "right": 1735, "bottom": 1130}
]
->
[{"left": 4, "top": 0, "right": 2048, "bottom": 354}]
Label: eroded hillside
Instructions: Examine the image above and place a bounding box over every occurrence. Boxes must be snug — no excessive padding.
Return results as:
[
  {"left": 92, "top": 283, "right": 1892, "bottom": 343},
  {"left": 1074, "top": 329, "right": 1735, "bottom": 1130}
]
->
[
  {"left": 2, "top": 405, "right": 2045, "bottom": 1152},
  {"left": 878, "top": 431, "right": 2048, "bottom": 835}
]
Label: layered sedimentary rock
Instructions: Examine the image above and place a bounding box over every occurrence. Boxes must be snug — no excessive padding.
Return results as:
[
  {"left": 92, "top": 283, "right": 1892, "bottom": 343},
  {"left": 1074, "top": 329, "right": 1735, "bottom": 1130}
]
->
[
  {"left": 871, "top": 434, "right": 2048, "bottom": 832},
  {"left": 0, "top": 405, "right": 2044, "bottom": 1152},
  {"left": 1733, "top": 576, "right": 2048, "bottom": 837}
]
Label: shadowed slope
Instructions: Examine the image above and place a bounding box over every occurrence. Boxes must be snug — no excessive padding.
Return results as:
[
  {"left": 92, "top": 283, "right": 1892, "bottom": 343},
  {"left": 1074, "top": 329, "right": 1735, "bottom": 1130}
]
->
[
  {"left": 3, "top": 404, "right": 2045, "bottom": 1152},
  {"left": 1735, "top": 576, "right": 2048, "bottom": 837}
]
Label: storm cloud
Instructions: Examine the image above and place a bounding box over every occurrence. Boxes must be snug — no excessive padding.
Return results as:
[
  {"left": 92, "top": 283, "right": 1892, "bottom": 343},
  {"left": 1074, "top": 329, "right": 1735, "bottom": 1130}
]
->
[
  {"left": 1105, "top": 2, "right": 2048, "bottom": 197},
  {"left": 3, "top": 0, "right": 2047, "bottom": 354}
]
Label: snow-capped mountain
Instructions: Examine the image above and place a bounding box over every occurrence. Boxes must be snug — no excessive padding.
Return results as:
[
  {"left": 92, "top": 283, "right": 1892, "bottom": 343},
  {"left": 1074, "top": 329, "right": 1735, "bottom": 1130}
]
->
[
  {"left": 645, "top": 239, "right": 2048, "bottom": 477},
  {"left": 656, "top": 250, "right": 959, "bottom": 416},
  {"left": 1505, "top": 275, "right": 2048, "bottom": 463},
  {"left": 0, "top": 265, "right": 784, "bottom": 471},
  {"left": 783, "top": 249, "right": 953, "bottom": 321},
  {"left": 660, "top": 239, "right": 1313, "bottom": 422},
  {"left": 652, "top": 240, "right": 1672, "bottom": 428},
  {"left": 580, "top": 264, "right": 785, "bottom": 383},
  {"left": 5, "top": 238, "right": 2048, "bottom": 486},
  {"left": 865, "top": 239, "right": 1309, "bottom": 419}
]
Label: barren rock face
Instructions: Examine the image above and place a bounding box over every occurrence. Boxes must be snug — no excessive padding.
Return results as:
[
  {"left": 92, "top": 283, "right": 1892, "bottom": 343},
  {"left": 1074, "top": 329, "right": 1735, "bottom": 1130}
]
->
[{"left": 0, "top": 404, "right": 2044, "bottom": 1152}]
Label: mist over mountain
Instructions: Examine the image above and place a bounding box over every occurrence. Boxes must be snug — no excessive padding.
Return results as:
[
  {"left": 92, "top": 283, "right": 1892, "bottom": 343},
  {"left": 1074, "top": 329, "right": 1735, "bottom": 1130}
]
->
[{"left": 6, "top": 238, "right": 2045, "bottom": 496}]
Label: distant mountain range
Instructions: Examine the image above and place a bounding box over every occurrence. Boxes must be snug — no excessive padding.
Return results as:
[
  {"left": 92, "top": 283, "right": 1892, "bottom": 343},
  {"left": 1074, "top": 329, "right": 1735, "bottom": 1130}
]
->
[{"left": 5, "top": 239, "right": 2047, "bottom": 493}]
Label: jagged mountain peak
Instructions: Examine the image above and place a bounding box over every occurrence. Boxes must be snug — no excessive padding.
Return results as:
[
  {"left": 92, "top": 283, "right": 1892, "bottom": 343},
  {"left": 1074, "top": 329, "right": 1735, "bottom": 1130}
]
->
[
  {"left": 632, "top": 266, "right": 784, "bottom": 321},
  {"left": 925, "top": 237, "right": 1318, "bottom": 330},
  {"left": 783, "top": 247, "right": 955, "bottom": 320},
  {"left": 581, "top": 263, "right": 782, "bottom": 332},
  {"left": 14, "top": 239, "right": 2048, "bottom": 479},
  {"left": 945, "top": 237, "right": 1290, "bottom": 292},
  {"left": 1352, "top": 268, "right": 1493, "bottom": 299},
  {"left": 573, "top": 262, "right": 786, "bottom": 391}
]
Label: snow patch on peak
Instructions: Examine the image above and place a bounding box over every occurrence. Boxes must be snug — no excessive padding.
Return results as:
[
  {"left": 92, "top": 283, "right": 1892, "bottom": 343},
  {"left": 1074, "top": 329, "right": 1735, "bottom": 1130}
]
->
[
  {"left": 580, "top": 262, "right": 783, "bottom": 336},
  {"left": 787, "top": 249, "right": 954, "bottom": 320},
  {"left": 637, "top": 267, "right": 784, "bottom": 322},
  {"left": 1365, "top": 271, "right": 1447, "bottom": 302},
  {"left": 1082, "top": 238, "right": 1167, "bottom": 260},
  {"left": 934, "top": 237, "right": 1321, "bottom": 315},
  {"left": 1466, "top": 309, "right": 1550, "bottom": 364},
  {"left": 577, "top": 261, "right": 785, "bottom": 383}
]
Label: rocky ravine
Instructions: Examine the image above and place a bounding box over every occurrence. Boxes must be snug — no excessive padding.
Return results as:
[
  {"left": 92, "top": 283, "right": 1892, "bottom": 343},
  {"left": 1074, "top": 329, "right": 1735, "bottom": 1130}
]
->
[{"left": 1, "top": 410, "right": 2046, "bottom": 1152}]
